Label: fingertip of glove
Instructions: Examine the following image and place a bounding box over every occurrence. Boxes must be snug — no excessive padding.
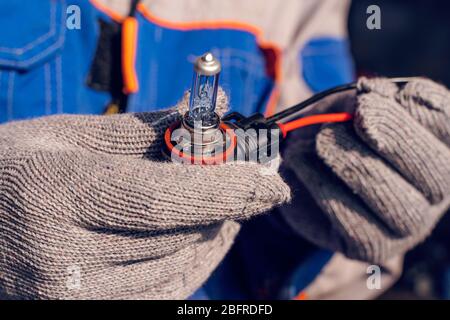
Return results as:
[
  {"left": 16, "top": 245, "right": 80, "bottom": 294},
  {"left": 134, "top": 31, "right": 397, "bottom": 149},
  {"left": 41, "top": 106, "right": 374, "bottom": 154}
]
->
[
  {"left": 397, "top": 78, "right": 450, "bottom": 112},
  {"left": 221, "top": 220, "right": 241, "bottom": 239},
  {"left": 315, "top": 125, "right": 336, "bottom": 162},
  {"left": 176, "top": 91, "right": 191, "bottom": 115},
  {"left": 401, "top": 77, "right": 447, "bottom": 96},
  {"left": 357, "top": 77, "right": 399, "bottom": 98},
  {"left": 355, "top": 90, "right": 418, "bottom": 153},
  {"left": 315, "top": 123, "right": 354, "bottom": 163},
  {"left": 210, "top": 161, "right": 291, "bottom": 212},
  {"left": 252, "top": 167, "right": 292, "bottom": 207},
  {"left": 215, "top": 87, "right": 230, "bottom": 116}
]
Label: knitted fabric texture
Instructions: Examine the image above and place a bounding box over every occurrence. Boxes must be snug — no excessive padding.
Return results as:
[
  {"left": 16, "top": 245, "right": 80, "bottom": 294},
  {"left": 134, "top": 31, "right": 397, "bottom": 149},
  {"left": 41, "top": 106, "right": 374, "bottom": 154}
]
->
[
  {"left": 283, "top": 77, "right": 450, "bottom": 263},
  {"left": 0, "top": 90, "right": 290, "bottom": 299}
]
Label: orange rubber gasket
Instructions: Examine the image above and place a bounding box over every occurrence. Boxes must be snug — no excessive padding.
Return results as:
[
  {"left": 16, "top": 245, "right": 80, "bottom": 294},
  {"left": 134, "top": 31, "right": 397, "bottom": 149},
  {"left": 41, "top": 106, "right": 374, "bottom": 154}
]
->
[{"left": 164, "top": 121, "right": 237, "bottom": 165}]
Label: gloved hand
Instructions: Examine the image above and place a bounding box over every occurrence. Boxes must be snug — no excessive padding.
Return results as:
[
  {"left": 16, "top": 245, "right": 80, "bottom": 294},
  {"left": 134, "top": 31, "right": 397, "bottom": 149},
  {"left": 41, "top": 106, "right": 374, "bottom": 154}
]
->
[
  {"left": 0, "top": 91, "right": 290, "bottom": 299},
  {"left": 282, "top": 77, "right": 450, "bottom": 263}
]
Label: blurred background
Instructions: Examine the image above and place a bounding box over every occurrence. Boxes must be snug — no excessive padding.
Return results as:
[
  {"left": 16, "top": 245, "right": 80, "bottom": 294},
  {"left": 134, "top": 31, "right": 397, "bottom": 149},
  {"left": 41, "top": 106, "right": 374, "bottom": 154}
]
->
[
  {"left": 349, "top": 0, "right": 450, "bottom": 87},
  {"left": 348, "top": 0, "right": 450, "bottom": 299}
]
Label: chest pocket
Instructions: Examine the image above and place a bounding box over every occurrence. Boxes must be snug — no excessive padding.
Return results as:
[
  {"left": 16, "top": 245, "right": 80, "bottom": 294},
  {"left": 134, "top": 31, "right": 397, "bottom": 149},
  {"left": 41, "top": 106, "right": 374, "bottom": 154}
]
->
[
  {"left": 0, "top": 0, "right": 66, "bottom": 123},
  {"left": 128, "top": 11, "right": 277, "bottom": 117}
]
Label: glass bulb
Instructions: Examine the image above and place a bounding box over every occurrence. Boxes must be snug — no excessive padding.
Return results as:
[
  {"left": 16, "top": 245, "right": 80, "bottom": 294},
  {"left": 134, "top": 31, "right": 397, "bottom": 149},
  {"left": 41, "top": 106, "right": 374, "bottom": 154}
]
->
[{"left": 188, "top": 52, "right": 221, "bottom": 127}]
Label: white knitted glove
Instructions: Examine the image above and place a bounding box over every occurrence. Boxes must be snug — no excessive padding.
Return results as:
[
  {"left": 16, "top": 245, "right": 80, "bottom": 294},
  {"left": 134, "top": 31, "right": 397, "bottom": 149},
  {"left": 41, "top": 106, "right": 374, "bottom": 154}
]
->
[
  {"left": 282, "top": 78, "right": 450, "bottom": 263},
  {"left": 0, "top": 92, "right": 290, "bottom": 299}
]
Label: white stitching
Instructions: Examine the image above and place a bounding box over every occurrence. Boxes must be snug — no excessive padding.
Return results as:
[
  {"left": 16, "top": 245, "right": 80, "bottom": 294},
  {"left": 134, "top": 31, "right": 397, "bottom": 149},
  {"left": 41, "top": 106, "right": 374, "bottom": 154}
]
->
[
  {"left": 0, "top": 35, "right": 64, "bottom": 69},
  {"left": 7, "top": 72, "right": 15, "bottom": 121},
  {"left": 56, "top": 55, "right": 63, "bottom": 113},
  {"left": 244, "top": 51, "right": 257, "bottom": 110},
  {"left": 44, "top": 62, "right": 52, "bottom": 115},
  {"left": 0, "top": 0, "right": 66, "bottom": 68}
]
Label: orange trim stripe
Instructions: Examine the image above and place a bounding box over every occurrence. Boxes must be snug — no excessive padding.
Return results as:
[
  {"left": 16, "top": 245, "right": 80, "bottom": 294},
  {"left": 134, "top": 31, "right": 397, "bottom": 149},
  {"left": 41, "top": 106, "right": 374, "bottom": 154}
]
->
[
  {"left": 138, "top": 4, "right": 260, "bottom": 33},
  {"left": 294, "top": 292, "right": 308, "bottom": 300},
  {"left": 264, "top": 86, "right": 280, "bottom": 118},
  {"left": 89, "top": 0, "right": 125, "bottom": 22},
  {"left": 90, "top": 1, "right": 282, "bottom": 111},
  {"left": 122, "top": 17, "right": 139, "bottom": 94},
  {"left": 137, "top": 3, "right": 282, "bottom": 116}
]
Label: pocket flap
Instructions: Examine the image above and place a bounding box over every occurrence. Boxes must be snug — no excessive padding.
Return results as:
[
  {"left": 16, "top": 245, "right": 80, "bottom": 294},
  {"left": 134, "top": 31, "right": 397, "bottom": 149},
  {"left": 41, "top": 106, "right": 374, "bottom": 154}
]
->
[{"left": 0, "top": 0, "right": 66, "bottom": 70}]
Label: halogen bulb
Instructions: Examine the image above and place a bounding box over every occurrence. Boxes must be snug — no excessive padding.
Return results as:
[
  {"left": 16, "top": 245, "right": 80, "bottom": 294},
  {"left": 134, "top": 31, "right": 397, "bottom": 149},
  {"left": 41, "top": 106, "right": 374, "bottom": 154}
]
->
[{"left": 188, "top": 52, "right": 221, "bottom": 127}]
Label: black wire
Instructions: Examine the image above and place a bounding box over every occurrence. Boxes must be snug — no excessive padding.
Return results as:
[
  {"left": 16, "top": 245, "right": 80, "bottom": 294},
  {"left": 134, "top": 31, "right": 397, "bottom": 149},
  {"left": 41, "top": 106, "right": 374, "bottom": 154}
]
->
[
  {"left": 265, "top": 77, "right": 418, "bottom": 125},
  {"left": 266, "top": 82, "right": 356, "bottom": 124}
]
